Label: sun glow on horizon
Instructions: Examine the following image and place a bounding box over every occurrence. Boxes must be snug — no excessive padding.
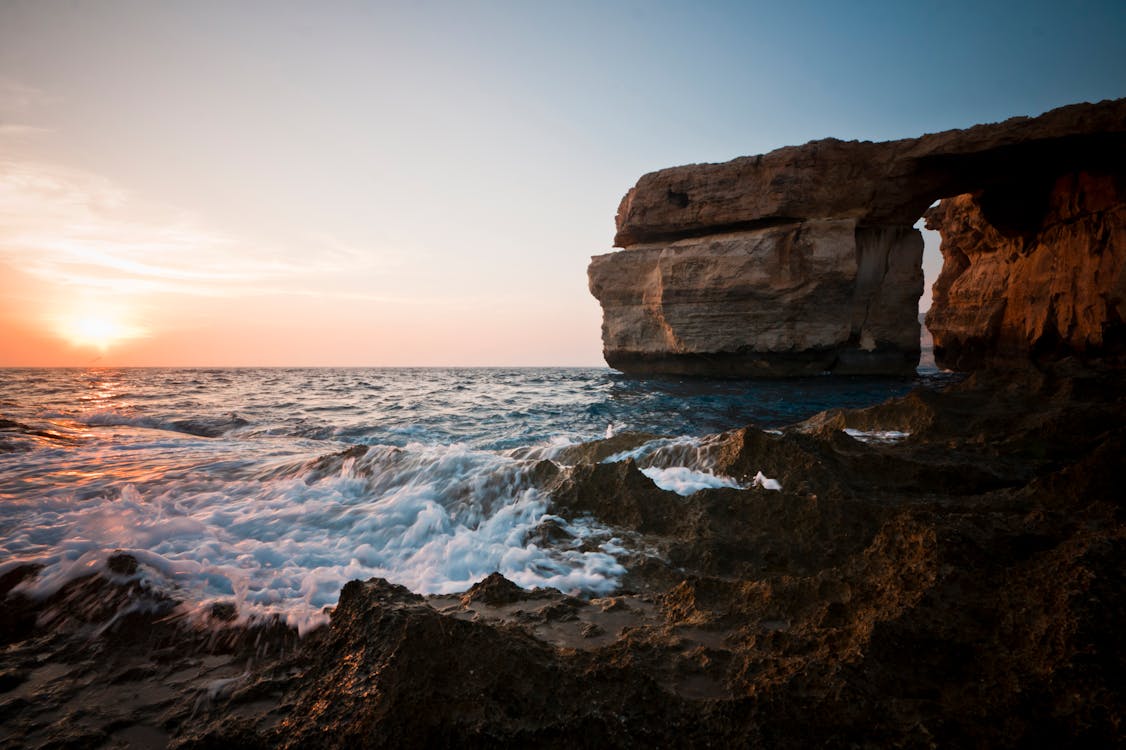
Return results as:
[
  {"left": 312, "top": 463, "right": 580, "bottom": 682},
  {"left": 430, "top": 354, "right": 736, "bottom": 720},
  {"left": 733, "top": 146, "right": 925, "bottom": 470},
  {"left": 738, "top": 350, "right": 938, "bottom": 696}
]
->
[{"left": 57, "top": 311, "right": 146, "bottom": 352}]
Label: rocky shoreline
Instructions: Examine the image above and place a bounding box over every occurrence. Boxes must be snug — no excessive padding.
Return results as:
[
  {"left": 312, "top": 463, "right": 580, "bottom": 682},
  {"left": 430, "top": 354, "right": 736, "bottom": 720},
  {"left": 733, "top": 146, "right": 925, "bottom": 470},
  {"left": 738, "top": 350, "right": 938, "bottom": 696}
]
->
[{"left": 3, "top": 361, "right": 1123, "bottom": 748}]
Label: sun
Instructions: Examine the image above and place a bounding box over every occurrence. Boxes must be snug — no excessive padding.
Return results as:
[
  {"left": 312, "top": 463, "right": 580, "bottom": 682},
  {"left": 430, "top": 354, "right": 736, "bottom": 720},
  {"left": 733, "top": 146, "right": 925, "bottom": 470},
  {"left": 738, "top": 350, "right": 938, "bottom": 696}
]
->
[
  {"left": 72, "top": 316, "right": 124, "bottom": 349},
  {"left": 60, "top": 313, "right": 143, "bottom": 351}
]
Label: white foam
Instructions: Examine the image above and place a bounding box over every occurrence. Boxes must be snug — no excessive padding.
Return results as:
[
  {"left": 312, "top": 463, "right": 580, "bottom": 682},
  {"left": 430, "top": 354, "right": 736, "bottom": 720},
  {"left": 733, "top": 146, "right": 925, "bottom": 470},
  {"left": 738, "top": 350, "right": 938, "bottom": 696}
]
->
[
  {"left": 504, "top": 433, "right": 581, "bottom": 462},
  {"left": 0, "top": 439, "right": 627, "bottom": 634},
  {"left": 640, "top": 466, "right": 744, "bottom": 496},
  {"left": 843, "top": 428, "right": 911, "bottom": 444},
  {"left": 752, "top": 471, "right": 782, "bottom": 491}
]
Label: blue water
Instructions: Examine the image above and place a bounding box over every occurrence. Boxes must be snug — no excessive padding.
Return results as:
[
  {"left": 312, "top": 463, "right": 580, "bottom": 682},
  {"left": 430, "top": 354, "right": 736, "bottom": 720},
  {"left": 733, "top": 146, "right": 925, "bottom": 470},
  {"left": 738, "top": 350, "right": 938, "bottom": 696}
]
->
[{"left": 0, "top": 367, "right": 948, "bottom": 632}]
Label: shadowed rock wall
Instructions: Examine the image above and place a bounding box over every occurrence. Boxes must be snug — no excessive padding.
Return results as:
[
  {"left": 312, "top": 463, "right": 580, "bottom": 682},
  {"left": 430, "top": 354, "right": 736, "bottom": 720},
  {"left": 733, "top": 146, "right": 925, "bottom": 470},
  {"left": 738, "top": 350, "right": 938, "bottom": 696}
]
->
[
  {"left": 590, "top": 99, "right": 1126, "bottom": 376},
  {"left": 925, "top": 172, "right": 1126, "bottom": 369}
]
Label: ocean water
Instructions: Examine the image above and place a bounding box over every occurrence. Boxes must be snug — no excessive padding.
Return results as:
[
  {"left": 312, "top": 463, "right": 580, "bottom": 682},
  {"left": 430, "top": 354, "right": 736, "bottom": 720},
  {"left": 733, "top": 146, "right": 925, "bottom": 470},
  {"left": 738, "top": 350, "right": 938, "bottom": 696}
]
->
[{"left": 0, "top": 367, "right": 946, "bottom": 632}]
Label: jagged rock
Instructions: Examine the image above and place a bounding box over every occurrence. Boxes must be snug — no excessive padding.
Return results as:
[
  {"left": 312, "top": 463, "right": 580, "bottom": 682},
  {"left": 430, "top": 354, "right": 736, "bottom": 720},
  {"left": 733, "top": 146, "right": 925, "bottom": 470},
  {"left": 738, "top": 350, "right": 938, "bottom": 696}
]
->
[
  {"left": 460, "top": 572, "right": 529, "bottom": 607},
  {"left": 551, "top": 459, "right": 688, "bottom": 536},
  {"left": 591, "top": 99, "right": 1126, "bottom": 376},
  {"left": 106, "top": 551, "right": 139, "bottom": 576}
]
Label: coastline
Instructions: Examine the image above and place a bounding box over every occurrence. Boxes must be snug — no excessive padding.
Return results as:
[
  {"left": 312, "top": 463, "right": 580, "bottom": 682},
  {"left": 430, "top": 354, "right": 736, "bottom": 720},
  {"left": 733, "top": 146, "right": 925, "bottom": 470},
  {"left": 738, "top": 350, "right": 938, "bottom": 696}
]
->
[{"left": 3, "top": 360, "right": 1122, "bottom": 748}]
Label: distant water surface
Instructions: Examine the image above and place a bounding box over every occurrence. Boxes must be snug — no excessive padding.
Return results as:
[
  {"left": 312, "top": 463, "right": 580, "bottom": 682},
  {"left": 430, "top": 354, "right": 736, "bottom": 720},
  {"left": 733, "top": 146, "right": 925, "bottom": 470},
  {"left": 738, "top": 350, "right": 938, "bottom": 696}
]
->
[{"left": 0, "top": 367, "right": 952, "bottom": 632}]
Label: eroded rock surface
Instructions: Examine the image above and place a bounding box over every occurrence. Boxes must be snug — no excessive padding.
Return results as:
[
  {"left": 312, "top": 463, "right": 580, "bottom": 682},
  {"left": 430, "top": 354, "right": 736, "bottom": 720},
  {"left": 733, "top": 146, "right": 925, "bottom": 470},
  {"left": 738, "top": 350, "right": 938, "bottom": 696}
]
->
[
  {"left": 926, "top": 172, "right": 1126, "bottom": 369},
  {"left": 591, "top": 98, "right": 1126, "bottom": 375}
]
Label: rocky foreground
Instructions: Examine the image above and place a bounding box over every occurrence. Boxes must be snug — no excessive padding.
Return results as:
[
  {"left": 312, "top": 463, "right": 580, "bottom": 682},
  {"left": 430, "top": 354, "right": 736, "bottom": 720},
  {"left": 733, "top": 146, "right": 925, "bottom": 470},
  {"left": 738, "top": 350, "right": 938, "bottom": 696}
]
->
[{"left": 2, "top": 362, "right": 1123, "bottom": 748}]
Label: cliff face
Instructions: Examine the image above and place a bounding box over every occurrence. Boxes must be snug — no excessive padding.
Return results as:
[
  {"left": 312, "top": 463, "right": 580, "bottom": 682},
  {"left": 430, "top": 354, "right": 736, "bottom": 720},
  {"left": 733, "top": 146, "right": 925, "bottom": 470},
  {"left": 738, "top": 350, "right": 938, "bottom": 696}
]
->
[
  {"left": 590, "top": 99, "right": 1126, "bottom": 376},
  {"left": 925, "top": 173, "right": 1126, "bottom": 369}
]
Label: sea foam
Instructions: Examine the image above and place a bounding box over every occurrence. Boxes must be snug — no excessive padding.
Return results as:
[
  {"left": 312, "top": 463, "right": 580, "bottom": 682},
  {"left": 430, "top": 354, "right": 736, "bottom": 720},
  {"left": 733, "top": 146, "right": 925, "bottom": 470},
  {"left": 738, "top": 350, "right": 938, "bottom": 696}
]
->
[
  {"left": 640, "top": 466, "right": 744, "bottom": 495},
  {"left": 1, "top": 437, "right": 625, "bottom": 634}
]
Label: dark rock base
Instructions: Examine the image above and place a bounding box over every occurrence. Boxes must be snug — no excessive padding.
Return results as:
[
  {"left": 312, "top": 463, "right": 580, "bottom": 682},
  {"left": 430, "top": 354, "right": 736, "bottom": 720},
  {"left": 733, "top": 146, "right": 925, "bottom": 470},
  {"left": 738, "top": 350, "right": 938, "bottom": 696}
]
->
[{"left": 605, "top": 345, "right": 919, "bottom": 377}]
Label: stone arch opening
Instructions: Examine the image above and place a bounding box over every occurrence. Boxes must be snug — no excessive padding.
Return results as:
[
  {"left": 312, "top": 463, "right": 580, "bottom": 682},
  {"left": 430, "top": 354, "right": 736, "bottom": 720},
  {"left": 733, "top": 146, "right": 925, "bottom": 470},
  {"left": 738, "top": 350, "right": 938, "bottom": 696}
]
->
[{"left": 914, "top": 209, "right": 943, "bottom": 372}]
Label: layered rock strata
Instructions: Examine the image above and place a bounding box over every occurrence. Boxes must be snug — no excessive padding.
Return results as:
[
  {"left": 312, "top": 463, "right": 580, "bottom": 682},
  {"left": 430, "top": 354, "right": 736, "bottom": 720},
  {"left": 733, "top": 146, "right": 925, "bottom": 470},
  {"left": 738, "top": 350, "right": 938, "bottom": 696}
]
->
[
  {"left": 590, "top": 98, "right": 1126, "bottom": 375},
  {"left": 589, "top": 221, "right": 923, "bottom": 376}
]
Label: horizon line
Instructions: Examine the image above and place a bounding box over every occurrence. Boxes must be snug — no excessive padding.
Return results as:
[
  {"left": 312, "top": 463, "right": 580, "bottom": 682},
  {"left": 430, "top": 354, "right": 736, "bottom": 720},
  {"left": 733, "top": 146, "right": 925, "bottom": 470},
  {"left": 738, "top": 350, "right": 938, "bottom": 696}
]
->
[{"left": 0, "top": 364, "right": 613, "bottom": 370}]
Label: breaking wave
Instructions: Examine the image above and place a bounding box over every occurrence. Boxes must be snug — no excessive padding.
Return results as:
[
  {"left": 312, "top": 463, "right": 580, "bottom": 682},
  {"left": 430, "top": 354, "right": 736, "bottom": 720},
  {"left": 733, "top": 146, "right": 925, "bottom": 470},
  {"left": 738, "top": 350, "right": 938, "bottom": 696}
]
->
[
  {"left": 1, "top": 440, "right": 625, "bottom": 634},
  {"left": 1, "top": 367, "right": 936, "bottom": 633}
]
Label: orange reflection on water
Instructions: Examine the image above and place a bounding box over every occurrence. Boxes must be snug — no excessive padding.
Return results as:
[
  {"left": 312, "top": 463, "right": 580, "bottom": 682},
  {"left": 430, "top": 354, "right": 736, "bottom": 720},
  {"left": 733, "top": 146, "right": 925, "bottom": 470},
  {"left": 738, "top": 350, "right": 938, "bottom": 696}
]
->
[
  {"left": 79, "top": 371, "right": 125, "bottom": 405},
  {"left": 55, "top": 469, "right": 109, "bottom": 482}
]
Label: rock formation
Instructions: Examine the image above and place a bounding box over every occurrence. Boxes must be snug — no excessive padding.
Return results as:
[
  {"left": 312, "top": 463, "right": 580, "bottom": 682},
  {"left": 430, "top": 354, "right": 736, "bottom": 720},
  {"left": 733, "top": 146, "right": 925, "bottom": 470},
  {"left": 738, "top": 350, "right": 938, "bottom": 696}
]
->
[
  {"left": 926, "top": 173, "right": 1126, "bottom": 369},
  {"left": 590, "top": 99, "right": 1126, "bottom": 376},
  {"left": 589, "top": 222, "right": 923, "bottom": 376}
]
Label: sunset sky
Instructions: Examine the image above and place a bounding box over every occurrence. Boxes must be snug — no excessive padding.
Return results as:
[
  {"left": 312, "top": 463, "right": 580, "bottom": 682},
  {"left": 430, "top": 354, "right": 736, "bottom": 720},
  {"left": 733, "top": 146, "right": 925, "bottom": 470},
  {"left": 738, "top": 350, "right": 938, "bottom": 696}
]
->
[{"left": 2, "top": 1, "right": 1125, "bottom": 366}]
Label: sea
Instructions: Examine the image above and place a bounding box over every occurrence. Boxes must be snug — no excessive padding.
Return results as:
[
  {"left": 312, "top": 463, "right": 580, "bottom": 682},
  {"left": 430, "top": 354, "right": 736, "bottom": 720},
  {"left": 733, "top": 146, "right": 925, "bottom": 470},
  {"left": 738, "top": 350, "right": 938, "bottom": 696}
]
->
[{"left": 0, "top": 366, "right": 950, "bottom": 633}]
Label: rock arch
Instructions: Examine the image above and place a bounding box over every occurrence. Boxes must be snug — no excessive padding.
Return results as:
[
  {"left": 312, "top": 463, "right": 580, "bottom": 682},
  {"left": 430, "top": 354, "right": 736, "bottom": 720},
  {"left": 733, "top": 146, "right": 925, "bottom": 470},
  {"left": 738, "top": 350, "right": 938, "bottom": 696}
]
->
[{"left": 589, "top": 99, "right": 1126, "bottom": 376}]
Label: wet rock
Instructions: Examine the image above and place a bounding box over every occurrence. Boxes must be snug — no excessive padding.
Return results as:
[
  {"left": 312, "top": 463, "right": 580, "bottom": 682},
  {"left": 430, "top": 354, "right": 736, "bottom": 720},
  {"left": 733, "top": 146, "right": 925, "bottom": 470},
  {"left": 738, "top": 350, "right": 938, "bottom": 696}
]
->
[
  {"left": 551, "top": 459, "right": 688, "bottom": 536},
  {"left": 301, "top": 444, "right": 371, "bottom": 483},
  {"left": 528, "top": 458, "right": 561, "bottom": 489},
  {"left": 0, "top": 566, "right": 306, "bottom": 749},
  {"left": 0, "top": 418, "right": 77, "bottom": 452},
  {"left": 528, "top": 517, "right": 576, "bottom": 547},
  {"left": 209, "top": 602, "right": 239, "bottom": 623},
  {"left": 0, "top": 669, "right": 27, "bottom": 693},
  {"left": 106, "top": 552, "right": 139, "bottom": 576},
  {"left": 170, "top": 413, "right": 250, "bottom": 438},
  {"left": 273, "top": 576, "right": 708, "bottom": 748},
  {"left": 0, "top": 565, "right": 44, "bottom": 645},
  {"left": 552, "top": 431, "right": 663, "bottom": 465},
  {"left": 460, "top": 572, "right": 529, "bottom": 607},
  {"left": 0, "top": 563, "right": 41, "bottom": 598}
]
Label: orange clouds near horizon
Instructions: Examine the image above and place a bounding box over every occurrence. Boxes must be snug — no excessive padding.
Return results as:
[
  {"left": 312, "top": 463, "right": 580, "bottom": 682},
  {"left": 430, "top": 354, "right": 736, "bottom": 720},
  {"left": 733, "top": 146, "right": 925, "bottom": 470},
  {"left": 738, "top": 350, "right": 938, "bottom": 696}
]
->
[{"left": 0, "top": 152, "right": 595, "bottom": 367}]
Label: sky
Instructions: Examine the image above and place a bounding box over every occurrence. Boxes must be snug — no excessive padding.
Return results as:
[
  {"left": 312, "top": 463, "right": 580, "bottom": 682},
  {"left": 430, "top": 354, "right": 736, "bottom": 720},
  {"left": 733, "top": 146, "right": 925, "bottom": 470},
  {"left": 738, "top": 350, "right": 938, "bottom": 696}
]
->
[{"left": 1, "top": 1, "right": 1124, "bottom": 367}]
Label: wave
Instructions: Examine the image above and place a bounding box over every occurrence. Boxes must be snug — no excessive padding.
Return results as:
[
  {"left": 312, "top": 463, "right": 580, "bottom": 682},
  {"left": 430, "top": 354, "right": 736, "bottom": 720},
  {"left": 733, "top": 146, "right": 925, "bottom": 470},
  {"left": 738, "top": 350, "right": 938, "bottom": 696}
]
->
[
  {"left": 600, "top": 432, "right": 758, "bottom": 495},
  {"left": 1, "top": 441, "right": 627, "bottom": 634},
  {"left": 77, "top": 408, "right": 251, "bottom": 438},
  {"left": 843, "top": 428, "right": 911, "bottom": 444}
]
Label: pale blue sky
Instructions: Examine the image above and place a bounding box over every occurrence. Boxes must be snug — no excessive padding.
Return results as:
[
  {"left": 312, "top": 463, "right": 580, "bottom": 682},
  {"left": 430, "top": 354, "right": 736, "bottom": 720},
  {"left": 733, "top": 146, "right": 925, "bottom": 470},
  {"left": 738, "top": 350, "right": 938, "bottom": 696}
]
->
[{"left": 1, "top": 1, "right": 1124, "bottom": 365}]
